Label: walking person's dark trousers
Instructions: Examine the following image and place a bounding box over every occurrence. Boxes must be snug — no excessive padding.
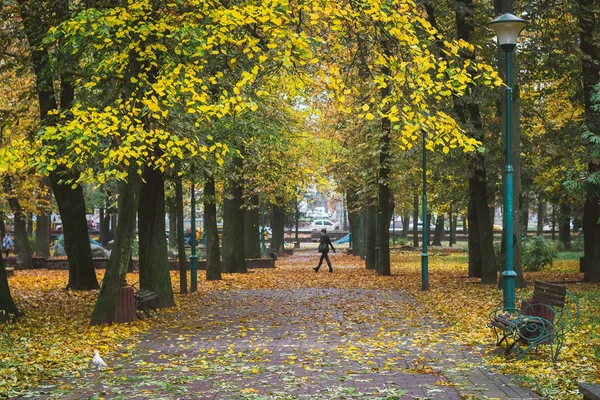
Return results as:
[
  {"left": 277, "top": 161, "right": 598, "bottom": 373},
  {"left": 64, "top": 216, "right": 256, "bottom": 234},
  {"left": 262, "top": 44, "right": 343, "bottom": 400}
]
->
[{"left": 317, "top": 252, "right": 332, "bottom": 270}]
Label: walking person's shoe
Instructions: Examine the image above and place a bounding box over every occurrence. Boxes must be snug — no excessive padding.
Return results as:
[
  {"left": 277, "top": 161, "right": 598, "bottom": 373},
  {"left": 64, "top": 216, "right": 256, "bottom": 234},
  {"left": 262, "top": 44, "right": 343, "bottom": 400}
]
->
[
  {"left": 328, "top": 268, "right": 333, "bottom": 273},
  {"left": 313, "top": 267, "right": 319, "bottom": 272}
]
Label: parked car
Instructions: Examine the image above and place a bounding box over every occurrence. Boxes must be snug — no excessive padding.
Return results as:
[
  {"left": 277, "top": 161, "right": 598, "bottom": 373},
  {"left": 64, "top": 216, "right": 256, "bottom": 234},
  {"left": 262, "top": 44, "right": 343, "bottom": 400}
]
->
[{"left": 310, "top": 219, "right": 339, "bottom": 232}]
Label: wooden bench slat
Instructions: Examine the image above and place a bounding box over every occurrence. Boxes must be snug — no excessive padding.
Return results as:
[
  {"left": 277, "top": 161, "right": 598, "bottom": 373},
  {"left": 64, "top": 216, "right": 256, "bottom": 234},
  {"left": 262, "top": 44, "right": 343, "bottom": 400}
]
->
[{"left": 579, "top": 382, "right": 600, "bottom": 400}]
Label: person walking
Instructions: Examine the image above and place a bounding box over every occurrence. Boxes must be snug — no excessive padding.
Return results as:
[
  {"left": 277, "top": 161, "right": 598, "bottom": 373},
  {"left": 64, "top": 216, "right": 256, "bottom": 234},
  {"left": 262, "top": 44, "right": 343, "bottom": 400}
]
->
[
  {"left": 313, "top": 228, "right": 335, "bottom": 273},
  {"left": 2, "top": 233, "right": 14, "bottom": 258}
]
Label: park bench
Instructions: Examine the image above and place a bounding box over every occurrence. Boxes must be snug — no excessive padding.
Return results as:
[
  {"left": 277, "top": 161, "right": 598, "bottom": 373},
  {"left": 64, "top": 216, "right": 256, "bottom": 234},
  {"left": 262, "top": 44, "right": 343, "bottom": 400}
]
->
[
  {"left": 488, "top": 280, "right": 579, "bottom": 362},
  {"left": 134, "top": 288, "right": 159, "bottom": 319},
  {"left": 580, "top": 383, "right": 600, "bottom": 400}
]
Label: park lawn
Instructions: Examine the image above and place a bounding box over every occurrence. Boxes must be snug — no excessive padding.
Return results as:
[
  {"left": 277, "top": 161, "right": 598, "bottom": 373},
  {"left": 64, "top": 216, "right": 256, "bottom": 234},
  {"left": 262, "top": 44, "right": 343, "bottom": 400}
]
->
[{"left": 0, "top": 253, "right": 598, "bottom": 399}]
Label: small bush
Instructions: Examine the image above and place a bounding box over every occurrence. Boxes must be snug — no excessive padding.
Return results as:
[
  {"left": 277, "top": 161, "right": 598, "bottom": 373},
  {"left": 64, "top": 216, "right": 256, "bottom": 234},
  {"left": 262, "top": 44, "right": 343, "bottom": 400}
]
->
[{"left": 522, "top": 235, "right": 558, "bottom": 271}]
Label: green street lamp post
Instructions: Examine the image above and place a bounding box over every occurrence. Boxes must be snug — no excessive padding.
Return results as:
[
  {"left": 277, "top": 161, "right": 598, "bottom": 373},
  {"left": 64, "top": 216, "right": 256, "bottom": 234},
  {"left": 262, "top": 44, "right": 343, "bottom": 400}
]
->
[
  {"left": 190, "top": 181, "right": 198, "bottom": 292},
  {"left": 421, "top": 130, "right": 428, "bottom": 291},
  {"left": 489, "top": 13, "right": 527, "bottom": 310}
]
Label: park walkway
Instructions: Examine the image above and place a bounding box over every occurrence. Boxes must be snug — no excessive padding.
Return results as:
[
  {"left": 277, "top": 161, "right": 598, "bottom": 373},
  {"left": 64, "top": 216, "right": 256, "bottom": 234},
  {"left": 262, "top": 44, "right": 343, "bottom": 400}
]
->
[{"left": 22, "top": 253, "right": 540, "bottom": 400}]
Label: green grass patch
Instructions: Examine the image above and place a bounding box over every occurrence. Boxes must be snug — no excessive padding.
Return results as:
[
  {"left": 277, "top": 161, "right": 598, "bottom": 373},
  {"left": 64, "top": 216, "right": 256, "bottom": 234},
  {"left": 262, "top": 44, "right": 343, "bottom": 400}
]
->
[{"left": 554, "top": 251, "right": 584, "bottom": 261}]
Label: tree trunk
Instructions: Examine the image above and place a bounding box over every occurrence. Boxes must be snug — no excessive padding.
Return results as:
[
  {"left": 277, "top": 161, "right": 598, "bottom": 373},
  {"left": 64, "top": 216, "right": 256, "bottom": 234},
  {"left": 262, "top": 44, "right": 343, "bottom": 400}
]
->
[
  {"left": 50, "top": 171, "right": 99, "bottom": 289},
  {"left": 270, "top": 204, "right": 285, "bottom": 254},
  {"left": 376, "top": 39, "right": 392, "bottom": 277},
  {"left": 204, "top": 176, "right": 221, "bottom": 280},
  {"left": 537, "top": 196, "right": 545, "bottom": 235},
  {"left": 450, "top": 214, "right": 457, "bottom": 247},
  {"left": 295, "top": 201, "right": 300, "bottom": 245},
  {"left": 99, "top": 206, "right": 110, "bottom": 246},
  {"left": 365, "top": 200, "right": 377, "bottom": 270},
  {"left": 413, "top": 195, "right": 419, "bottom": 248},
  {"left": 551, "top": 203, "right": 557, "bottom": 240},
  {"left": 244, "top": 194, "right": 261, "bottom": 259},
  {"left": 175, "top": 178, "right": 187, "bottom": 294},
  {"left": 521, "top": 200, "right": 529, "bottom": 238},
  {"left": 35, "top": 178, "right": 52, "bottom": 258},
  {"left": 432, "top": 215, "right": 444, "bottom": 246},
  {"left": 90, "top": 172, "right": 141, "bottom": 325},
  {"left": 0, "top": 251, "right": 22, "bottom": 323},
  {"left": 347, "top": 192, "right": 361, "bottom": 254},
  {"left": 401, "top": 210, "right": 410, "bottom": 238},
  {"left": 35, "top": 212, "right": 50, "bottom": 258},
  {"left": 222, "top": 158, "right": 246, "bottom": 273},
  {"left": 468, "top": 170, "right": 497, "bottom": 283},
  {"left": 168, "top": 197, "right": 177, "bottom": 249},
  {"left": 26, "top": 214, "right": 33, "bottom": 237},
  {"left": 426, "top": 213, "right": 432, "bottom": 246},
  {"left": 559, "top": 204, "right": 571, "bottom": 250},
  {"left": 0, "top": 216, "right": 5, "bottom": 239},
  {"left": 584, "top": 196, "right": 600, "bottom": 281},
  {"left": 138, "top": 165, "right": 174, "bottom": 308},
  {"left": 5, "top": 194, "right": 34, "bottom": 270}
]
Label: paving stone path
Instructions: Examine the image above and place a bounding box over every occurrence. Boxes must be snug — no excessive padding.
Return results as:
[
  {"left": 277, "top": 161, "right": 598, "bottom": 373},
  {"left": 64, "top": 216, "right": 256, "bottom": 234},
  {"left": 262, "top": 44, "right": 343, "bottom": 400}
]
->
[{"left": 21, "top": 263, "right": 540, "bottom": 400}]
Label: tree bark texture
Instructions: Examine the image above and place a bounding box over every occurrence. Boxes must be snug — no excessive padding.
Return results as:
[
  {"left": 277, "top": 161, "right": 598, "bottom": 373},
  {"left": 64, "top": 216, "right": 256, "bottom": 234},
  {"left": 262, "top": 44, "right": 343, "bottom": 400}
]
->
[
  {"left": 270, "top": 204, "right": 285, "bottom": 254},
  {"left": 365, "top": 201, "right": 377, "bottom": 270},
  {"left": 168, "top": 197, "right": 177, "bottom": 249},
  {"left": 469, "top": 172, "right": 497, "bottom": 283},
  {"left": 450, "top": 213, "right": 457, "bottom": 247},
  {"left": 222, "top": 158, "right": 246, "bottom": 273},
  {"left": 35, "top": 207, "right": 50, "bottom": 258},
  {"left": 432, "top": 215, "right": 444, "bottom": 246},
  {"left": 0, "top": 251, "right": 22, "bottom": 322},
  {"left": 413, "top": 195, "right": 419, "bottom": 248},
  {"left": 5, "top": 194, "right": 34, "bottom": 270},
  {"left": 138, "top": 166, "right": 174, "bottom": 308},
  {"left": 536, "top": 197, "right": 545, "bottom": 235},
  {"left": 175, "top": 178, "right": 187, "bottom": 294},
  {"left": 90, "top": 172, "right": 141, "bottom": 325},
  {"left": 244, "top": 194, "right": 261, "bottom": 259},
  {"left": 467, "top": 198, "right": 482, "bottom": 281},
  {"left": 347, "top": 192, "right": 361, "bottom": 254},
  {"left": 559, "top": 204, "right": 571, "bottom": 250},
  {"left": 401, "top": 210, "right": 410, "bottom": 238},
  {"left": 204, "top": 176, "right": 221, "bottom": 280}
]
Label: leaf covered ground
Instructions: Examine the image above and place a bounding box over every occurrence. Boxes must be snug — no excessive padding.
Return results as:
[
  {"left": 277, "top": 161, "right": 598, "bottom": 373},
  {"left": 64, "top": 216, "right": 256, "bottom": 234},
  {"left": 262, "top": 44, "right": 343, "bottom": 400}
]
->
[{"left": 1, "top": 250, "right": 598, "bottom": 399}]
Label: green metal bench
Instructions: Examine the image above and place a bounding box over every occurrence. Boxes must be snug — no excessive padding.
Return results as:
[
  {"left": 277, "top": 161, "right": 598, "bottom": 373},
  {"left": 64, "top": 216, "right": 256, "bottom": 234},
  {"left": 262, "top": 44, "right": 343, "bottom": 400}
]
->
[{"left": 488, "top": 280, "right": 579, "bottom": 362}]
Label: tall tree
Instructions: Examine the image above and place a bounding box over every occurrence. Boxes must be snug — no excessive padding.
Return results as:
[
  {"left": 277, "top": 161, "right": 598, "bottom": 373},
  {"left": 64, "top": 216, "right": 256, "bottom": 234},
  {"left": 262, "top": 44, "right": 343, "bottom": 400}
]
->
[
  {"left": 90, "top": 171, "right": 141, "bottom": 325},
  {"left": 577, "top": 0, "right": 600, "bottom": 282},
  {"left": 16, "top": 0, "right": 98, "bottom": 289}
]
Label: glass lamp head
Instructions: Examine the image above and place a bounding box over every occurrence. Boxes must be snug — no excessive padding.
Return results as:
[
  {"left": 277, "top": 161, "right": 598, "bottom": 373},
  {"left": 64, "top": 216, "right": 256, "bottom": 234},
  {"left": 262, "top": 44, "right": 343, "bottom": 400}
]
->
[{"left": 489, "top": 13, "right": 527, "bottom": 52}]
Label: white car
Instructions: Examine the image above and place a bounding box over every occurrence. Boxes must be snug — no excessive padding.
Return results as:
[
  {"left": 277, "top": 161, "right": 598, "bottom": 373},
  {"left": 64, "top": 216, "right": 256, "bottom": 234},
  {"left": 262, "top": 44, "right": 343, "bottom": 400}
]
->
[{"left": 310, "top": 219, "right": 339, "bottom": 232}]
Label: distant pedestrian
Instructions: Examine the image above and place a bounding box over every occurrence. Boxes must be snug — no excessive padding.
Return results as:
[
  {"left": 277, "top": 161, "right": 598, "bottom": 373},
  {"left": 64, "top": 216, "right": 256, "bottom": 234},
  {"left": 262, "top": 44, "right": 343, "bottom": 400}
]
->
[
  {"left": 2, "top": 233, "right": 14, "bottom": 258},
  {"left": 313, "top": 228, "right": 335, "bottom": 273}
]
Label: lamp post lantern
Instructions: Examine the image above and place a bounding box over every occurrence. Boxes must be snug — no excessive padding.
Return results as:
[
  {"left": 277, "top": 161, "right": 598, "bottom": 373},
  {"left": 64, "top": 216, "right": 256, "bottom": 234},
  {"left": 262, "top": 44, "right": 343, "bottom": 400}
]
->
[{"left": 489, "top": 13, "right": 526, "bottom": 310}]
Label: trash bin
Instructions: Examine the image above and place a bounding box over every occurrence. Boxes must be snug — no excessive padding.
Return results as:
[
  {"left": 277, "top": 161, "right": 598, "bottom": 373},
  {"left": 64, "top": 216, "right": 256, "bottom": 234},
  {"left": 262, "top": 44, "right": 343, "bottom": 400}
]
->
[{"left": 114, "top": 286, "right": 135, "bottom": 323}]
